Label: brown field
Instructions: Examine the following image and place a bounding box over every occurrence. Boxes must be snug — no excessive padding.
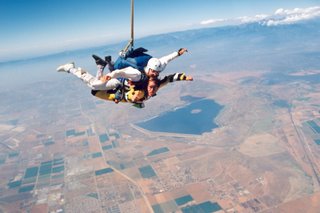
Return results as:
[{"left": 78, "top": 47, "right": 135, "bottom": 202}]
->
[{"left": 1, "top": 70, "right": 320, "bottom": 212}]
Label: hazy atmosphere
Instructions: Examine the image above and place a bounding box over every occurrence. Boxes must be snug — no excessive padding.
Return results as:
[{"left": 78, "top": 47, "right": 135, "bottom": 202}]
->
[
  {"left": 1, "top": 0, "right": 319, "bottom": 62},
  {"left": 1, "top": 0, "right": 320, "bottom": 212}
]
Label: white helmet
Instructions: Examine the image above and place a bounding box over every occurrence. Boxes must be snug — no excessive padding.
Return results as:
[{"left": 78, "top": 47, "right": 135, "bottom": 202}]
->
[{"left": 146, "top": 58, "right": 162, "bottom": 72}]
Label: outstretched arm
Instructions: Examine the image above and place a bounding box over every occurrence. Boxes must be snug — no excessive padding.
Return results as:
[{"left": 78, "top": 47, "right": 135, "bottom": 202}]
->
[
  {"left": 159, "top": 73, "right": 193, "bottom": 89},
  {"left": 158, "top": 48, "right": 188, "bottom": 68}
]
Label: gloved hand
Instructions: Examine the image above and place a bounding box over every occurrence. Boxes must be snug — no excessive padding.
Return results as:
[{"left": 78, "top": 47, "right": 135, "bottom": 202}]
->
[
  {"left": 186, "top": 76, "right": 193, "bottom": 81},
  {"left": 178, "top": 48, "right": 188, "bottom": 56}
]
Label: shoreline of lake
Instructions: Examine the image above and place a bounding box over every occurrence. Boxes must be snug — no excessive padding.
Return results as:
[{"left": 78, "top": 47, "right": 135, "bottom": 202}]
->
[{"left": 136, "top": 99, "right": 224, "bottom": 135}]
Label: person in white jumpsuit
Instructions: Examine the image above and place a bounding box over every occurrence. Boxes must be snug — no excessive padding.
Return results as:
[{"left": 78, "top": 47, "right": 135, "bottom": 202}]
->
[{"left": 56, "top": 48, "right": 188, "bottom": 91}]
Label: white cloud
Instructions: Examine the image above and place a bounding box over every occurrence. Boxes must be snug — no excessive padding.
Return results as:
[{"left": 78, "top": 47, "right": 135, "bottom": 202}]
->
[
  {"left": 237, "top": 14, "right": 268, "bottom": 24},
  {"left": 200, "top": 18, "right": 225, "bottom": 25},
  {"left": 241, "top": 6, "right": 320, "bottom": 26},
  {"left": 200, "top": 6, "right": 320, "bottom": 28},
  {"left": 263, "top": 6, "right": 320, "bottom": 26}
]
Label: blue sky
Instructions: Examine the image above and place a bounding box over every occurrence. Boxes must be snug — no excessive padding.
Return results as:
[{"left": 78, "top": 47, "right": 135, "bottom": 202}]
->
[{"left": 0, "top": 0, "right": 319, "bottom": 62}]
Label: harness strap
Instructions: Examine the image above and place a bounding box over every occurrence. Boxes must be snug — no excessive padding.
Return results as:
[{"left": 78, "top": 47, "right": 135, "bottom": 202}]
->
[{"left": 120, "top": 0, "right": 135, "bottom": 56}]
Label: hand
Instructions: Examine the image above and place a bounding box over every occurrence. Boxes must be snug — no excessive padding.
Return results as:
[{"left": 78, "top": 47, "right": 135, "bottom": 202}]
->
[
  {"left": 186, "top": 76, "right": 193, "bottom": 81},
  {"left": 132, "top": 91, "right": 143, "bottom": 102},
  {"left": 132, "top": 93, "right": 139, "bottom": 102},
  {"left": 100, "top": 75, "right": 111, "bottom": 82},
  {"left": 178, "top": 48, "right": 188, "bottom": 56},
  {"left": 128, "top": 80, "right": 134, "bottom": 86}
]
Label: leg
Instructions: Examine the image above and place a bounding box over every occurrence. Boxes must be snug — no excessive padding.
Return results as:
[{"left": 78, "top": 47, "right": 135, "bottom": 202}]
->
[
  {"left": 69, "top": 67, "right": 107, "bottom": 90},
  {"left": 91, "top": 90, "right": 116, "bottom": 102},
  {"left": 57, "top": 63, "right": 120, "bottom": 90},
  {"left": 92, "top": 55, "right": 106, "bottom": 79},
  {"left": 92, "top": 54, "right": 115, "bottom": 73},
  {"left": 77, "top": 71, "right": 122, "bottom": 91},
  {"left": 105, "top": 56, "right": 115, "bottom": 72},
  {"left": 96, "top": 65, "right": 105, "bottom": 79}
]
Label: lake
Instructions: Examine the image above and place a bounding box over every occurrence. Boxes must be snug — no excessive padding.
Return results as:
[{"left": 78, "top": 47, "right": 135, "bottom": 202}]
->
[{"left": 137, "top": 99, "right": 223, "bottom": 135}]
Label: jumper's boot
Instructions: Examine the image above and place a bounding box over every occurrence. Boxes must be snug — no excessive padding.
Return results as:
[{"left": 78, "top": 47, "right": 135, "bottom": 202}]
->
[
  {"left": 56, "top": 62, "right": 75, "bottom": 73},
  {"left": 105, "top": 56, "right": 114, "bottom": 72},
  {"left": 105, "top": 56, "right": 112, "bottom": 64},
  {"left": 92, "top": 54, "right": 107, "bottom": 67},
  {"left": 92, "top": 54, "right": 107, "bottom": 79},
  {"left": 57, "top": 62, "right": 86, "bottom": 78}
]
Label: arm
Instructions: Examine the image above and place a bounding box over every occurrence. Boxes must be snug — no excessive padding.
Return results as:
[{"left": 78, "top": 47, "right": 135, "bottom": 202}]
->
[
  {"left": 159, "top": 73, "right": 193, "bottom": 89},
  {"left": 158, "top": 48, "right": 188, "bottom": 69},
  {"left": 105, "top": 66, "right": 142, "bottom": 82}
]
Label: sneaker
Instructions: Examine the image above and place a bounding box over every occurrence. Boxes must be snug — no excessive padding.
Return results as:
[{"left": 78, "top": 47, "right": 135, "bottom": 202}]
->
[
  {"left": 105, "top": 55, "right": 114, "bottom": 72},
  {"left": 105, "top": 56, "right": 112, "bottom": 63},
  {"left": 56, "top": 62, "right": 75, "bottom": 73},
  {"left": 92, "top": 54, "right": 107, "bottom": 67}
]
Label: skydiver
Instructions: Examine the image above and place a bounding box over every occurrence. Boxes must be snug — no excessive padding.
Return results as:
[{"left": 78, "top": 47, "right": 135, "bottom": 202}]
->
[
  {"left": 90, "top": 47, "right": 188, "bottom": 102},
  {"left": 56, "top": 62, "right": 193, "bottom": 108},
  {"left": 93, "top": 47, "right": 188, "bottom": 73},
  {"left": 57, "top": 47, "right": 187, "bottom": 90},
  {"left": 92, "top": 73, "right": 193, "bottom": 108}
]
